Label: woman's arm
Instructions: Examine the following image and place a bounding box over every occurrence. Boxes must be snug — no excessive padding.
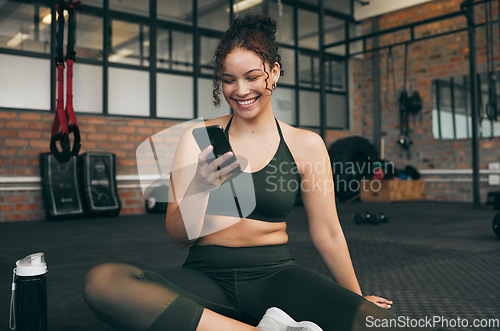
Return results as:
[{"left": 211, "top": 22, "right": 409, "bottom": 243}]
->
[
  {"left": 296, "top": 132, "right": 362, "bottom": 294},
  {"left": 165, "top": 126, "right": 240, "bottom": 247},
  {"left": 296, "top": 131, "right": 392, "bottom": 308}
]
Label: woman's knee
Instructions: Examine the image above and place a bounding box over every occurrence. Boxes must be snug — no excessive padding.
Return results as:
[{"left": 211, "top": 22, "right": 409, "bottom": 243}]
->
[{"left": 83, "top": 262, "right": 141, "bottom": 309}]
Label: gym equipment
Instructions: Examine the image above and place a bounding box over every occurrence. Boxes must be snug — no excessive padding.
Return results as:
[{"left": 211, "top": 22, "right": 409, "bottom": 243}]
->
[
  {"left": 493, "top": 213, "right": 500, "bottom": 239},
  {"left": 486, "top": 192, "right": 500, "bottom": 210},
  {"left": 376, "top": 211, "right": 389, "bottom": 223},
  {"left": 40, "top": 152, "right": 85, "bottom": 220},
  {"left": 328, "top": 136, "right": 379, "bottom": 201},
  {"left": 483, "top": 0, "right": 499, "bottom": 135},
  {"left": 354, "top": 211, "right": 372, "bottom": 224},
  {"left": 145, "top": 184, "right": 169, "bottom": 213},
  {"left": 79, "top": 152, "right": 121, "bottom": 217},
  {"left": 50, "top": 0, "right": 81, "bottom": 163},
  {"left": 354, "top": 211, "right": 389, "bottom": 225}
]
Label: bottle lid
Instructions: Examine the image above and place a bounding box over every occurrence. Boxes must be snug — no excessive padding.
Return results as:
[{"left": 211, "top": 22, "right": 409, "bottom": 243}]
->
[{"left": 16, "top": 253, "right": 47, "bottom": 276}]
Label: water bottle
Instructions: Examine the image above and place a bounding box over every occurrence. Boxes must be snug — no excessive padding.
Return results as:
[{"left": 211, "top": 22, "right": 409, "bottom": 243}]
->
[{"left": 9, "top": 253, "right": 48, "bottom": 331}]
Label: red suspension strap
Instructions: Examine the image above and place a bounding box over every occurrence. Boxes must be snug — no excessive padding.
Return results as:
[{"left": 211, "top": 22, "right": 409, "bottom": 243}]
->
[{"left": 50, "top": 0, "right": 81, "bottom": 163}]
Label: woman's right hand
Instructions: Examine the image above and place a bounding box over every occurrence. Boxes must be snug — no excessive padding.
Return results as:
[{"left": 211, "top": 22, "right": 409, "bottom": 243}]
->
[{"left": 192, "top": 145, "right": 240, "bottom": 193}]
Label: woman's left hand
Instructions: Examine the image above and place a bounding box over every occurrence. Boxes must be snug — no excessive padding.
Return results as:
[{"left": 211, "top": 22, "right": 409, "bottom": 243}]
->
[{"left": 364, "top": 295, "right": 393, "bottom": 309}]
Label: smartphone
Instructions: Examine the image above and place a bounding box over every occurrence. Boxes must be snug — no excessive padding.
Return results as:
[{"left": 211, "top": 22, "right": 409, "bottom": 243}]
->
[{"left": 192, "top": 125, "right": 241, "bottom": 176}]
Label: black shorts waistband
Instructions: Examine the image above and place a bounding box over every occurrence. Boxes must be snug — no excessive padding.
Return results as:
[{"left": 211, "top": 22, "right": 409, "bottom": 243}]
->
[{"left": 182, "top": 244, "right": 295, "bottom": 269}]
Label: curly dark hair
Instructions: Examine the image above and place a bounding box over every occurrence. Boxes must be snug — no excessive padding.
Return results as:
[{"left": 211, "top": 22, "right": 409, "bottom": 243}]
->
[{"left": 212, "top": 14, "right": 283, "bottom": 107}]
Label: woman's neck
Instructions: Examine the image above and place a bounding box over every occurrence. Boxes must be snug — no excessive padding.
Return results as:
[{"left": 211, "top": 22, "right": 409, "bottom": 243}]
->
[{"left": 230, "top": 109, "right": 276, "bottom": 137}]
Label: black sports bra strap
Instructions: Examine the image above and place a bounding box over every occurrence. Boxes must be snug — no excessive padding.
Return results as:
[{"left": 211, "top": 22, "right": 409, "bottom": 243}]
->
[
  {"left": 274, "top": 118, "right": 284, "bottom": 140},
  {"left": 224, "top": 115, "right": 234, "bottom": 135}
]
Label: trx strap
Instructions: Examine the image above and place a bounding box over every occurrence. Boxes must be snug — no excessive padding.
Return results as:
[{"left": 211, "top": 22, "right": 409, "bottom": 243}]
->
[
  {"left": 50, "top": 0, "right": 81, "bottom": 163},
  {"left": 484, "top": 0, "right": 498, "bottom": 137},
  {"left": 398, "top": 43, "right": 412, "bottom": 159}
]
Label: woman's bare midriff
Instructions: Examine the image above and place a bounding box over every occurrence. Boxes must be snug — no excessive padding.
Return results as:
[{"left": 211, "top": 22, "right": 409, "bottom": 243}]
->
[{"left": 194, "top": 216, "right": 288, "bottom": 247}]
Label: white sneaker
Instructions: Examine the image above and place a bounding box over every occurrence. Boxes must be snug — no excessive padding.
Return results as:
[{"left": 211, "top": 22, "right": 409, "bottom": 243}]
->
[{"left": 256, "top": 307, "right": 323, "bottom": 331}]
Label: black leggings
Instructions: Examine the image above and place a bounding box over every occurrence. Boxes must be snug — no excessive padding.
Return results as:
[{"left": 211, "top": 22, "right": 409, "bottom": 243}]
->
[{"left": 83, "top": 244, "right": 410, "bottom": 331}]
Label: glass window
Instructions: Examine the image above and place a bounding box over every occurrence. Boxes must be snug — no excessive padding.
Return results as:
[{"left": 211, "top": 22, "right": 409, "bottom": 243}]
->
[
  {"left": 233, "top": 0, "right": 264, "bottom": 16},
  {"left": 272, "top": 87, "right": 296, "bottom": 125},
  {"left": 299, "top": 90, "right": 320, "bottom": 126},
  {"left": 109, "top": 0, "right": 148, "bottom": 17},
  {"left": 324, "top": 15, "right": 345, "bottom": 55},
  {"left": 110, "top": 20, "right": 149, "bottom": 66},
  {"left": 299, "top": 0, "right": 317, "bottom": 5},
  {"left": 158, "top": 0, "right": 193, "bottom": 24},
  {"left": 0, "top": 54, "right": 50, "bottom": 110},
  {"left": 299, "top": 51, "right": 319, "bottom": 89},
  {"left": 326, "top": 93, "right": 347, "bottom": 128},
  {"left": 279, "top": 47, "right": 295, "bottom": 85},
  {"left": 198, "top": 78, "right": 230, "bottom": 120},
  {"left": 74, "top": 12, "right": 103, "bottom": 60},
  {"left": 298, "top": 9, "right": 318, "bottom": 50},
  {"left": 108, "top": 67, "right": 149, "bottom": 116},
  {"left": 324, "top": 2, "right": 351, "bottom": 15},
  {"left": 325, "top": 58, "right": 345, "bottom": 91},
  {"left": 157, "top": 73, "right": 193, "bottom": 119},
  {"left": 84, "top": 0, "right": 102, "bottom": 8},
  {"left": 0, "top": 2, "right": 51, "bottom": 53},
  {"left": 73, "top": 63, "right": 103, "bottom": 113},
  {"left": 157, "top": 29, "right": 193, "bottom": 71},
  {"left": 269, "top": 1, "right": 294, "bottom": 46},
  {"left": 348, "top": 22, "right": 363, "bottom": 58},
  {"left": 200, "top": 35, "right": 220, "bottom": 75},
  {"left": 198, "top": 0, "right": 229, "bottom": 32}
]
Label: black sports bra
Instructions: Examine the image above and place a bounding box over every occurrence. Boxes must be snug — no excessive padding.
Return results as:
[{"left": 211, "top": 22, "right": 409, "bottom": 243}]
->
[{"left": 205, "top": 116, "right": 301, "bottom": 222}]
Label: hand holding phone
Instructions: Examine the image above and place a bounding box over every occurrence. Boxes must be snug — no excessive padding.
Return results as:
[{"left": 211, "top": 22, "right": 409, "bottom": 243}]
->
[{"left": 192, "top": 125, "right": 242, "bottom": 183}]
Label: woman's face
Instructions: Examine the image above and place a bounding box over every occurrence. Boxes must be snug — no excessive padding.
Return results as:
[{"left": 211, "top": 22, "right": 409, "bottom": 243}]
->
[{"left": 221, "top": 48, "right": 280, "bottom": 119}]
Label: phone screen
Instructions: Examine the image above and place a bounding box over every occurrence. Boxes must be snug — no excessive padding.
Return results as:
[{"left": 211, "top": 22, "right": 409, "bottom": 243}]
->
[{"left": 192, "top": 125, "right": 241, "bottom": 175}]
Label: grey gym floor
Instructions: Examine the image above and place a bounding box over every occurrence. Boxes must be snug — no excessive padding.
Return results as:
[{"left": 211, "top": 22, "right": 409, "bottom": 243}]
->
[{"left": 0, "top": 201, "right": 499, "bottom": 331}]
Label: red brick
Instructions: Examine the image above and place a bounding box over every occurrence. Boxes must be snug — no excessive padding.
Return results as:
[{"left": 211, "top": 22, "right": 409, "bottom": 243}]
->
[
  {"left": 0, "top": 112, "right": 17, "bottom": 120},
  {"left": 0, "top": 205, "right": 15, "bottom": 212},
  {"left": 19, "top": 113, "right": 43, "bottom": 121},
  {"left": 7, "top": 195, "right": 29, "bottom": 203},
  {"left": 5, "top": 139, "right": 28, "bottom": 147},
  {"left": 17, "top": 204, "right": 39, "bottom": 211},
  {"left": 88, "top": 133, "right": 108, "bottom": 141},
  {"left": 18, "top": 131, "right": 42, "bottom": 139},
  {"left": 0, "top": 130, "right": 17, "bottom": 138},
  {"left": 108, "top": 134, "right": 127, "bottom": 142},
  {"left": 5, "top": 121, "right": 29, "bottom": 129},
  {"left": 30, "top": 122, "right": 50, "bottom": 130}
]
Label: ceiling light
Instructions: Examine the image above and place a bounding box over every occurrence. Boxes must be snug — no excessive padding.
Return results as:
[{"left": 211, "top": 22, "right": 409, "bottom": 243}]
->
[
  {"left": 7, "top": 32, "right": 30, "bottom": 47},
  {"left": 109, "top": 49, "right": 134, "bottom": 62},
  {"left": 227, "top": 0, "right": 263, "bottom": 13}
]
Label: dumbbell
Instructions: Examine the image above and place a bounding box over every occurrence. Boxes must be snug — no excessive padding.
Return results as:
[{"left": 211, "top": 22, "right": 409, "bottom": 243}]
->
[
  {"left": 354, "top": 211, "right": 371, "bottom": 224},
  {"left": 493, "top": 212, "right": 500, "bottom": 239},
  {"left": 354, "top": 211, "right": 389, "bottom": 225},
  {"left": 376, "top": 211, "right": 389, "bottom": 223}
]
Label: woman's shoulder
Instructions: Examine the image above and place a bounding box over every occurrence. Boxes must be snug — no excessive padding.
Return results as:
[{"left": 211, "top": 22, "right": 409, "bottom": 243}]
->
[
  {"left": 278, "top": 121, "right": 327, "bottom": 168},
  {"left": 278, "top": 120, "right": 325, "bottom": 150}
]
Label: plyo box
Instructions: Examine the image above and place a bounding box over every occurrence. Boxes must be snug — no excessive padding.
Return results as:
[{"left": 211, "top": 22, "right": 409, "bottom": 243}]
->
[{"left": 360, "top": 180, "right": 426, "bottom": 203}]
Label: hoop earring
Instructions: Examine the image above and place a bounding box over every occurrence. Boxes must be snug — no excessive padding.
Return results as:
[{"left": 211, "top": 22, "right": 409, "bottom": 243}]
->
[{"left": 272, "top": 82, "right": 277, "bottom": 90}]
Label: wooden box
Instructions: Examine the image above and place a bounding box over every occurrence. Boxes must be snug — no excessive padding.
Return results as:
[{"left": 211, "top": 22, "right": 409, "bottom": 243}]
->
[{"left": 360, "top": 180, "right": 426, "bottom": 203}]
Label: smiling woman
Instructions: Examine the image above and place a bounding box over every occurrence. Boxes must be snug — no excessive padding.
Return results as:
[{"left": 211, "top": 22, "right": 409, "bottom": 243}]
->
[{"left": 82, "top": 13, "right": 440, "bottom": 331}]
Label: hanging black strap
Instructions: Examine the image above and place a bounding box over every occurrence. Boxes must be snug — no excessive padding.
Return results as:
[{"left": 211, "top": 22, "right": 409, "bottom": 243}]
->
[
  {"left": 484, "top": 0, "right": 498, "bottom": 132},
  {"left": 50, "top": 0, "right": 81, "bottom": 163}
]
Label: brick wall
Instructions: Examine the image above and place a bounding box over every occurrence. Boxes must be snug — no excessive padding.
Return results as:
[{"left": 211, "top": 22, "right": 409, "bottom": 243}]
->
[
  {"left": 350, "top": 0, "right": 500, "bottom": 203},
  {"left": 0, "top": 109, "right": 180, "bottom": 222}
]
